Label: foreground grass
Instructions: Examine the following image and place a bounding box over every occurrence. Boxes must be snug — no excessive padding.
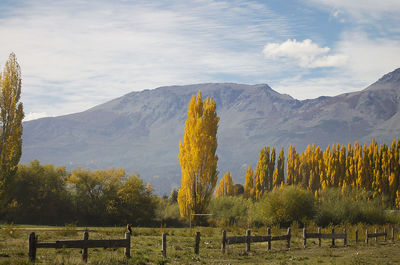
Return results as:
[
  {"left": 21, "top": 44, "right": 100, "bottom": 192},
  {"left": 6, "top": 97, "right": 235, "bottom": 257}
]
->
[{"left": 0, "top": 224, "right": 399, "bottom": 264}]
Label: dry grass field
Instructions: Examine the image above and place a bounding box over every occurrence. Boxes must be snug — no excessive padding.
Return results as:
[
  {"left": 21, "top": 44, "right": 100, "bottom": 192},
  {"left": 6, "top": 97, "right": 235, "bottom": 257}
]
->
[{"left": 1, "top": 224, "right": 399, "bottom": 264}]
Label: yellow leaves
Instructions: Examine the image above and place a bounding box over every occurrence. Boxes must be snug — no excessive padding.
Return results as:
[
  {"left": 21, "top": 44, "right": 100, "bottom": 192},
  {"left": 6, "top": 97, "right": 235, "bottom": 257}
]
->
[
  {"left": 178, "top": 91, "right": 219, "bottom": 219},
  {"left": 395, "top": 191, "right": 400, "bottom": 209},
  {"left": 244, "top": 165, "right": 255, "bottom": 199},
  {"left": 0, "top": 53, "right": 24, "bottom": 190},
  {"left": 215, "top": 171, "right": 234, "bottom": 197}
]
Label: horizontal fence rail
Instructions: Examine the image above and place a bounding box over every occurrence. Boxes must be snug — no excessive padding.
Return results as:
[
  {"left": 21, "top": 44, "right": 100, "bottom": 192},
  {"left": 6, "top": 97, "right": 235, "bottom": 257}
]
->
[
  {"left": 303, "top": 228, "right": 347, "bottom": 247},
  {"left": 28, "top": 231, "right": 130, "bottom": 263},
  {"left": 221, "top": 228, "right": 291, "bottom": 253},
  {"left": 365, "top": 228, "right": 388, "bottom": 244}
]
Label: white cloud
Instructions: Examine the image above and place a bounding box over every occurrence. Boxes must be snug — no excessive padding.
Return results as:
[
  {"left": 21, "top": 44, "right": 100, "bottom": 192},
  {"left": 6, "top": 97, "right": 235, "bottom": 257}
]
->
[
  {"left": 24, "top": 112, "right": 50, "bottom": 121},
  {"left": 262, "top": 39, "right": 348, "bottom": 68},
  {"left": 270, "top": 32, "right": 400, "bottom": 99}
]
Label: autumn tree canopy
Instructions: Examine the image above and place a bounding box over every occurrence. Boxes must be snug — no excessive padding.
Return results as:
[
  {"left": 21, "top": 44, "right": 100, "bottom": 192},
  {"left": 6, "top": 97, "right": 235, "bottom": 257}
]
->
[
  {"left": 0, "top": 53, "right": 24, "bottom": 206},
  {"left": 177, "top": 91, "right": 219, "bottom": 220}
]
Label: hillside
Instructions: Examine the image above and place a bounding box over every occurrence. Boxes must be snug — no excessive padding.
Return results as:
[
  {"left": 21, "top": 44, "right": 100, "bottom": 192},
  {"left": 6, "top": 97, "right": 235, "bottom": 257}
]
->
[{"left": 21, "top": 69, "right": 400, "bottom": 194}]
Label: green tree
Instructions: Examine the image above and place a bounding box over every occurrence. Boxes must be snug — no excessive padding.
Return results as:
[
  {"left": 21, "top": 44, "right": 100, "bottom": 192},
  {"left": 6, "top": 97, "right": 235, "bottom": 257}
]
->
[
  {"left": 0, "top": 53, "right": 24, "bottom": 207},
  {"left": 7, "top": 160, "right": 73, "bottom": 225},
  {"left": 67, "top": 167, "right": 155, "bottom": 226},
  {"left": 177, "top": 91, "right": 219, "bottom": 220}
]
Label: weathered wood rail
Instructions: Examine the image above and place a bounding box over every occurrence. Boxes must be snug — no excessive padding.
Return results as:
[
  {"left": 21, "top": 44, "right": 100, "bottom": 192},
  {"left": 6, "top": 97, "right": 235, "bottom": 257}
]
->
[
  {"left": 365, "top": 228, "right": 388, "bottom": 244},
  {"left": 221, "top": 228, "right": 291, "bottom": 253},
  {"left": 28, "top": 231, "right": 130, "bottom": 263},
  {"left": 303, "top": 228, "right": 347, "bottom": 247}
]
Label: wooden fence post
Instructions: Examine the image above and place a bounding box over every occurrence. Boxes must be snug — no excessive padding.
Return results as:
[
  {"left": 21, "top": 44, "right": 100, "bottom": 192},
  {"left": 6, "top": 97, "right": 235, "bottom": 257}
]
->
[
  {"left": 82, "top": 231, "right": 89, "bottom": 263},
  {"left": 125, "top": 232, "right": 131, "bottom": 258},
  {"left": 162, "top": 233, "right": 167, "bottom": 257},
  {"left": 28, "top": 232, "right": 36, "bottom": 262},
  {"left": 318, "top": 227, "right": 321, "bottom": 247},
  {"left": 286, "top": 227, "right": 291, "bottom": 249},
  {"left": 267, "top": 227, "right": 271, "bottom": 250},
  {"left": 343, "top": 228, "right": 347, "bottom": 246},
  {"left": 221, "top": 230, "right": 226, "bottom": 254},
  {"left": 392, "top": 227, "right": 395, "bottom": 243},
  {"left": 246, "top": 229, "right": 251, "bottom": 252},
  {"left": 355, "top": 229, "right": 358, "bottom": 243},
  {"left": 375, "top": 228, "right": 378, "bottom": 243},
  {"left": 195, "top": 232, "right": 200, "bottom": 255},
  {"left": 331, "top": 228, "right": 335, "bottom": 247},
  {"left": 365, "top": 229, "right": 369, "bottom": 244},
  {"left": 303, "top": 228, "right": 306, "bottom": 248},
  {"left": 384, "top": 228, "right": 387, "bottom": 242}
]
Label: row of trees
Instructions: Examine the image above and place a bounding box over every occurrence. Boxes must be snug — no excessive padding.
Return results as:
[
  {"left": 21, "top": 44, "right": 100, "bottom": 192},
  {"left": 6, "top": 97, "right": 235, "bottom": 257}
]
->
[
  {"left": 286, "top": 140, "right": 400, "bottom": 206},
  {"left": 233, "top": 140, "right": 400, "bottom": 209},
  {"left": 5, "top": 160, "right": 157, "bottom": 225},
  {"left": 244, "top": 147, "right": 285, "bottom": 199}
]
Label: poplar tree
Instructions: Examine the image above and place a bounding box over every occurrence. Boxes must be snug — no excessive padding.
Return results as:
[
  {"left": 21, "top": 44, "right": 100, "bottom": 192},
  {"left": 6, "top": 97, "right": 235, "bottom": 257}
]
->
[
  {"left": 244, "top": 165, "right": 255, "bottom": 199},
  {"left": 0, "top": 53, "right": 24, "bottom": 203},
  {"left": 177, "top": 91, "right": 219, "bottom": 220},
  {"left": 215, "top": 171, "right": 234, "bottom": 197},
  {"left": 254, "top": 146, "right": 269, "bottom": 199},
  {"left": 273, "top": 148, "right": 285, "bottom": 188},
  {"left": 287, "top": 145, "right": 299, "bottom": 185},
  {"left": 268, "top": 147, "right": 276, "bottom": 191}
]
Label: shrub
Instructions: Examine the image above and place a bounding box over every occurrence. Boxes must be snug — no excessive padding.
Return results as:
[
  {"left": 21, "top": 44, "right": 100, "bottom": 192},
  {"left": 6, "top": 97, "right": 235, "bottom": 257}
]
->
[
  {"left": 315, "top": 188, "right": 387, "bottom": 226},
  {"left": 155, "top": 199, "right": 185, "bottom": 227},
  {"left": 208, "top": 196, "right": 250, "bottom": 226},
  {"left": 258, "top": 185, "right": 316, "bottom": 226}
]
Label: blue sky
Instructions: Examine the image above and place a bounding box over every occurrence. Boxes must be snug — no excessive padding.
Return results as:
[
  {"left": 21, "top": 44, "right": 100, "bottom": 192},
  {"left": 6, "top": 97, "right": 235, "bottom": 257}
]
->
[{"left": 0, "top": 0, "right": 399, "bottom": 120}]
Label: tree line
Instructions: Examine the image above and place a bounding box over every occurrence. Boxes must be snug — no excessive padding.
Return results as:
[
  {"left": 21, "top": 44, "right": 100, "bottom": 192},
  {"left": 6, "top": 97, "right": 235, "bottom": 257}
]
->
[
  {"left": 239, "top": 140, "right": 400, "bottom": 209},
  {"left": 3, "top": 160, "right": 157, "bottom": 225}
]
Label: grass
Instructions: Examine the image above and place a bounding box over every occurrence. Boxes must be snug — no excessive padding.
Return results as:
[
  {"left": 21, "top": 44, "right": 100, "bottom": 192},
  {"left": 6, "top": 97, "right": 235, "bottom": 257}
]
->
[{"left": 0, "top": 224, "right": 399, "bottom": 264}]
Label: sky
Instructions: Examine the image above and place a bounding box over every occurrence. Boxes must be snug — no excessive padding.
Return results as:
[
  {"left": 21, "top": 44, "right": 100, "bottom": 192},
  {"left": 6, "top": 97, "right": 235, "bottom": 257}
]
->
[{"left": 0, "top": 0, "right": 399, "bottom": 121}]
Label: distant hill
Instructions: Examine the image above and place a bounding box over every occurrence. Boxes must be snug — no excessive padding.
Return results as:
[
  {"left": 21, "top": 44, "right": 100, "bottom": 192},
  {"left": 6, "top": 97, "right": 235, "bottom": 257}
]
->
[{"left": 21, "top": 68, "right": 400, "bottom": 195}]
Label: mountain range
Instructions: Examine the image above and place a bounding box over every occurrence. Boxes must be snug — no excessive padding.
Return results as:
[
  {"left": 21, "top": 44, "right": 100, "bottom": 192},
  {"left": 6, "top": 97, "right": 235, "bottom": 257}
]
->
[{"left": 21, "top": 68, "right": 400, "bottom": 195}]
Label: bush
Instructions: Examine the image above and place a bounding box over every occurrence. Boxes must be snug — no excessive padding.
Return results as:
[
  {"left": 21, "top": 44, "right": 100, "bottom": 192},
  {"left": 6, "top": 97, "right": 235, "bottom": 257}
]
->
[
  {"left": 315, "top": 188, "right": 387, "bottom": 226},
  {"left": 208, "top": 196, "right": 250, "bottom": 226},
  {"left": 156, "top": 199, "right": 185, "bottom": 227},
  {"left": 258, "top": 185, "right": 316, "bottom": 226}
]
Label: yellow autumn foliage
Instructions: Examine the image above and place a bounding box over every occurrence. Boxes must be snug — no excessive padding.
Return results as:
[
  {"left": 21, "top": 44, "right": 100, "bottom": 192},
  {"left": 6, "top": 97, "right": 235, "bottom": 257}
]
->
[{"left": 177, "top": 91, "right": 219, "bottom": 219}]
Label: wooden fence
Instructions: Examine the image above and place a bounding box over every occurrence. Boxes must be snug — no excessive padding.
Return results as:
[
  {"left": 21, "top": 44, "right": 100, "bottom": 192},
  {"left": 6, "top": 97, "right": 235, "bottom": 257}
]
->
[
  {"left": 28, "top": 231, "right": 130, "bottom": 263},
  {"left": 27, "top": 226, "right": 398, "bottom": 261},
  {"left": 221, "top": 228, "right": 291, "bottom": 254},
  {"left": 303, "top": 228, "right": 347, "bottom": 247},
  {"left": 365, "top": 228, "right": 389, "bottom": 244}
]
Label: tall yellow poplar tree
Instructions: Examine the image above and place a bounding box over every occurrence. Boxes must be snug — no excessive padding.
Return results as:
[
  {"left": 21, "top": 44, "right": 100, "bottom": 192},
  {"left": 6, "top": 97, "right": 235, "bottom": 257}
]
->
[
  {"left": 254, "top": 146, "right": 269, "bottom": 199},
  {"left": 244, "top": 165, "right": 255, "bottom": 199},
  {"left": 273, "top": 148, "right": 285, "bottom": 189},
  {"left": 215, "top": 171, "right": 234, "bottom": 197},
  {"left": 0, "top": 53, "right": 24, "bottom": 203},
  {"left": 177, "top": 91, "right": 219, "bottom": 220}
]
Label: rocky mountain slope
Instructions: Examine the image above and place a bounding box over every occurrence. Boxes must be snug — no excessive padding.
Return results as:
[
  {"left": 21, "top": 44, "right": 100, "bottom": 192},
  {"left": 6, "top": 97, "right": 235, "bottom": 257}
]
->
[{"left": 21, "top": 69, "right": 400, "bottom": 194}]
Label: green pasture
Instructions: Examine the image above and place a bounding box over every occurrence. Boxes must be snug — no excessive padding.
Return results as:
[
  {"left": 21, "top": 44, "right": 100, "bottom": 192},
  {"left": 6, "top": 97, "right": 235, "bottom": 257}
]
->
[{"left": 1, "top": 224, "right": 400, "bottom": 264}]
